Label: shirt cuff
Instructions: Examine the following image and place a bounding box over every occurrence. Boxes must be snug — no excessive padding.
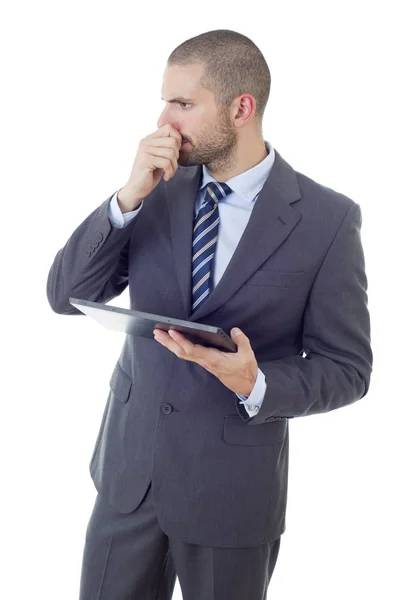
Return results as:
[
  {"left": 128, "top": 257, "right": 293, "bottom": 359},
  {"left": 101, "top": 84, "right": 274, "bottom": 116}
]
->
[
  {"left": 108, "top": 189, "right": 143, "bottom": 228},
  {"left": 235, "top": 367, "right": 267, "bottom": 417}
]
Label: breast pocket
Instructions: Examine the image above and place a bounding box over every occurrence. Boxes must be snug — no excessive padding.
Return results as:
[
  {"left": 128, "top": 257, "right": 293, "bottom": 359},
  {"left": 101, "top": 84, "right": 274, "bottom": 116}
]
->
[{"left": 245, "top": 269, "right": 306, "bottom": 287}]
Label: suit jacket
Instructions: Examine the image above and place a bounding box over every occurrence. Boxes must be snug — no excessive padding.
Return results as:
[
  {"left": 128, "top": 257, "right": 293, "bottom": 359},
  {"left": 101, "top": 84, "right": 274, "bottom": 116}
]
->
[{"left": 46, "top": 147, "right": 372, "bottom": 548}]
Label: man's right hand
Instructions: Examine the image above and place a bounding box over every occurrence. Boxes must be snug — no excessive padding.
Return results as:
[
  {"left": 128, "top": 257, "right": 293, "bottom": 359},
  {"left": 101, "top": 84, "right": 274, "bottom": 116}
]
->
[{"left": 117, "top": 124, "right": 183, "bottom": 211}]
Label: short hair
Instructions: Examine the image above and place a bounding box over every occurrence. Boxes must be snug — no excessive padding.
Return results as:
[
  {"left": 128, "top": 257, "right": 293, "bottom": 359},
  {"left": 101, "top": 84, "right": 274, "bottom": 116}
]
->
[{"left": 167, "top": 29, "right": 271, "bottom": 129}]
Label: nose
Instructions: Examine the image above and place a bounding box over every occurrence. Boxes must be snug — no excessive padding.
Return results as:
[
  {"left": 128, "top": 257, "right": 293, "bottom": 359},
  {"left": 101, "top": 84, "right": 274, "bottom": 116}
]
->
[
  {"left": 157, "top": 105, "right": 181, "bottom": 133},
  {"left": 157, "top": 105, "right": 171, "bottom": 130}
]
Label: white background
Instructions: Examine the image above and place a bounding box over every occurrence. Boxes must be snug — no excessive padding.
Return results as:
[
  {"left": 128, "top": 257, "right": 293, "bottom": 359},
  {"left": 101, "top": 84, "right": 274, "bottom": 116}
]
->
[{"left": 1, "top": 0, "right": 399, "bottom": 598}]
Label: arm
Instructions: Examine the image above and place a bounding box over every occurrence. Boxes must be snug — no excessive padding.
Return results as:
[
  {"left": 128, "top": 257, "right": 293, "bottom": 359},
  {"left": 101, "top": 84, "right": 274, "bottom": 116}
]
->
[
  {"left": 46, "top": 191, "right": 142, "bottom": 315},
  {"left": 242, "top": 202, "right": 373, "bottom": 426}
]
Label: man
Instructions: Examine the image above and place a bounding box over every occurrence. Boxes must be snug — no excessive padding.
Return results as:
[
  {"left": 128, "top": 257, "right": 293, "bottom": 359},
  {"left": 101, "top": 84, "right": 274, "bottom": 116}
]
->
[{"left": 47, "top": 29, "right": 372, "bottom": 600}]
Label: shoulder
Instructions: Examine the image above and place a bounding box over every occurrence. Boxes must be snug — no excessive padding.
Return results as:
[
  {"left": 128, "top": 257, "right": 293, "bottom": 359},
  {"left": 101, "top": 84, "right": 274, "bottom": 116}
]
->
[{"left": 295, "top": 169, "right": 357, "bottom": 217}]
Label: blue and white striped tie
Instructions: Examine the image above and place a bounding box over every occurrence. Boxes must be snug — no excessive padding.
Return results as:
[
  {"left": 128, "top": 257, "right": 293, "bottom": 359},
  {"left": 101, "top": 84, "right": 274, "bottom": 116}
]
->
[{"left": 191, "top": 181, "right": 232, "bottom": 314}]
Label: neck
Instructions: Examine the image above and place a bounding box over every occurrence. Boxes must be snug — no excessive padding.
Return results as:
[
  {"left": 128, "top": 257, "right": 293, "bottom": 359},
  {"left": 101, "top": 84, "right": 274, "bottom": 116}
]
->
[{"left": 209, "top": 137, "right": 268, "bottom": 182}]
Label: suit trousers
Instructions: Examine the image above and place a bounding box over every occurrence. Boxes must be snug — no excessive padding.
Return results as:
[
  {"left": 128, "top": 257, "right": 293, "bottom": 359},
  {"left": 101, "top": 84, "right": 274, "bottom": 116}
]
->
[{"left": 79, "top": 481, "right": 281, "bottom": 600}]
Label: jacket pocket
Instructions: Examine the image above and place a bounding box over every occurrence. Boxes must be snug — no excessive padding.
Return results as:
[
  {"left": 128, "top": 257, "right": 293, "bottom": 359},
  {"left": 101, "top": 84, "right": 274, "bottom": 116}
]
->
[
  {"left": 109, "top": 362, "right": 132, "bottom": 403},
  {"left": 223, "top": 414, "right": 288, "bottom": 446}
]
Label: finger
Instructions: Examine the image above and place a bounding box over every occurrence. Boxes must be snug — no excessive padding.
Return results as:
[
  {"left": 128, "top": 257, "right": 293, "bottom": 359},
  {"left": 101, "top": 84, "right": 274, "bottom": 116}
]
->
[
  {"left": 144, "top": 146, "right": 178, "bottom": 177},
  {"left": 154, "top": 329, "right": 205, "bottom": 362},
  {"left": 154, "top": 329, "right": 188, "bottom": 357},
  {"left": 141, "top": 151, "right": 177, "bottom": 181},
  {"left": 151, "top": 125, "right": 182, "bottom": 145},
  {"left": 144, "top": 136, "right": 181, "bottom": 155},
  {"left": 143, "top": 140, "right": 181, "bottom": 171},
  {"left": 167, "top": 330, "right": 210, "bottom": 361}
]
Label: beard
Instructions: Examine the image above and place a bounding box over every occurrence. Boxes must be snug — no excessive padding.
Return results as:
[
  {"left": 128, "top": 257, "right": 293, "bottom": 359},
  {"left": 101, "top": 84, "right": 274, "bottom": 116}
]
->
[{"left": 177, "top": 109, "right": 238, "bottom": 174}]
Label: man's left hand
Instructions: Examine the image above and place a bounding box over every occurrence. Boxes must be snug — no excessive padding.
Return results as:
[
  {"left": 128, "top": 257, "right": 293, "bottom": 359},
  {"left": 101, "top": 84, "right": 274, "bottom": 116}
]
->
[{"left": 153, "top": 327, "right": 258, "bottom": 397}]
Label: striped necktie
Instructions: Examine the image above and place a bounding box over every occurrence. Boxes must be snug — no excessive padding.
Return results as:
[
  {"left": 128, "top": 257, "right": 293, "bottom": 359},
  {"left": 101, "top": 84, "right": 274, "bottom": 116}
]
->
[{"left": 191, "top": 181, "right": 232, "bottom": 314}]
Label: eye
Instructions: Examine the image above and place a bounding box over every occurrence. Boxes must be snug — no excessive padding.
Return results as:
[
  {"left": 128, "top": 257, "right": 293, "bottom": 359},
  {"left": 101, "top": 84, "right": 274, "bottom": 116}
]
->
[{"left": 179, "top": 102, "right": 191, "bottom": 110}]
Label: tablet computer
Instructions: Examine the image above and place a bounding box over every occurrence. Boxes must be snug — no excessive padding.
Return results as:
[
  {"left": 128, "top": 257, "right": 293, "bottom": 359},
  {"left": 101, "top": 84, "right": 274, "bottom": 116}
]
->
[{"left": 69, "top": 297, "right": 237, "bottom": 353}]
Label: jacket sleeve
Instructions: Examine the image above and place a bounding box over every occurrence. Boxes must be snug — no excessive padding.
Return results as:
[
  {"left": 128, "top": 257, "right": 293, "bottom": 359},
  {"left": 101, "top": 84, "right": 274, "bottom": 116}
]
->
[
  {"left": 243, "top": 201, "right": 373, "bottom": 426},
  {"left": 46, "top": 193, "right": 140, "bottom": 315}
]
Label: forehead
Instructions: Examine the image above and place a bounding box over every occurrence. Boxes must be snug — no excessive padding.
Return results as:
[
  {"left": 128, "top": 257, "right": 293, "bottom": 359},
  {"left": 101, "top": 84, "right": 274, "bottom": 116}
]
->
[{"left": 161, "top": 63, "right": 212, "bottom": 102}]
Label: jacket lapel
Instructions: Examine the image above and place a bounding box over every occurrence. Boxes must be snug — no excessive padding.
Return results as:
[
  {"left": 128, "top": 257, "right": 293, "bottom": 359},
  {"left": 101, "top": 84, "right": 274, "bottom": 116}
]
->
[{"left": 166, "top": 148, "right": 302, "bottom": 322}]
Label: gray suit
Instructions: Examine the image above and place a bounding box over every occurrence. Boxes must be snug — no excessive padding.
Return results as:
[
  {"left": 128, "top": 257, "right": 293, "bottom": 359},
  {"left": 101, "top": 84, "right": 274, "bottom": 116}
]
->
[{"left": 47, "top": 146, "right": 372, "bottom": 597}]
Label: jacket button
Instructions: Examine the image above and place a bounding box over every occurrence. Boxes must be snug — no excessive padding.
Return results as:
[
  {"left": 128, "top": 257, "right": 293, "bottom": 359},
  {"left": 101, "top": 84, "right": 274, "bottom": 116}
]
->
[{"left": 161, "top": 403, "right": 173, "bottom": 414}]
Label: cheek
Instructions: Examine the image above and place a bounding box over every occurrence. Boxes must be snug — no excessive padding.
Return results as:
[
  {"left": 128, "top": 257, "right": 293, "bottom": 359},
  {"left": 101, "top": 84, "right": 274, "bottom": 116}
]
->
[
  {"left": 189, "top": 115, "right": 211, "bottom": 139},
  {"left": 191, "top": 106, "right": 208, "bottom": 125}
]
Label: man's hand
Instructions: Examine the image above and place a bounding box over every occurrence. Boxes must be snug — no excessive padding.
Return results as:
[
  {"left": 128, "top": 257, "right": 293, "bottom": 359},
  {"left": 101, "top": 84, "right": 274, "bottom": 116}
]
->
[
  {"left": 153, "top": 327, "right": 258, "bottom": 396},
  {"left": 118, "top": 124, "right": 182, "bottom": 211}
]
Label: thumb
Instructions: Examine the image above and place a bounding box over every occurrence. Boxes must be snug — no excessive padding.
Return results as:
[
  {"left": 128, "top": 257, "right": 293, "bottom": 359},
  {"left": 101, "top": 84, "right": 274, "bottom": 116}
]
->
[{"left": 231, "top": 327, "right": 247, "bottom": 344}]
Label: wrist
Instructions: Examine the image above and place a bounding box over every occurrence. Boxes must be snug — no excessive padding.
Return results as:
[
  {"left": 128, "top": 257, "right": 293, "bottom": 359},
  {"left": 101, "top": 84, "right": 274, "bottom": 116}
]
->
[
  {"left": 117, "top": 187, "right": 142, "bottom": 212},
  {"left": 242, "top": 365, "right": 258, "bottom": 396}
]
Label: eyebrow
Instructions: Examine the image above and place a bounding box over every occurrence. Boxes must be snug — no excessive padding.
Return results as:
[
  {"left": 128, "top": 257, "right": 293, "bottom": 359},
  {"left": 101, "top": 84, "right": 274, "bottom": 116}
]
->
[{"left": 161, "top": 96, "right": 194, "bottom": 103}]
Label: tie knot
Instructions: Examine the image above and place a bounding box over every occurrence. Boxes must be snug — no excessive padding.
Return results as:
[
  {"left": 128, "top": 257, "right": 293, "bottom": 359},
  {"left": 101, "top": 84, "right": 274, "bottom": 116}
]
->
[{"left": 205, "top": 181, "right": 232, "bottom": 205}]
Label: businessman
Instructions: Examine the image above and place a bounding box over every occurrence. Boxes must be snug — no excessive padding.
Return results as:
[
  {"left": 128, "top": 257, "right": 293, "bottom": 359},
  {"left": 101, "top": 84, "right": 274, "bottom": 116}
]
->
[{"left": 47, "top": 29, "right": 372, "bottom": 600}]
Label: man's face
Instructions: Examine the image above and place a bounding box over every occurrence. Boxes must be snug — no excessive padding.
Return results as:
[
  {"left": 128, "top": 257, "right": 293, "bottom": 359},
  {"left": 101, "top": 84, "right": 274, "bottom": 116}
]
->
[{"left": 157, "top": 63, "right": 238, "bottom": 170}]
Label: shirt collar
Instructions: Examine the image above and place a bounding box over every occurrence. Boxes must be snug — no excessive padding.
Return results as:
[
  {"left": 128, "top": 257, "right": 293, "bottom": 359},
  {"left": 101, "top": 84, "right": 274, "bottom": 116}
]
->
[{"left": 199, "top": 140, "right": 275, "bottom": 203}]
